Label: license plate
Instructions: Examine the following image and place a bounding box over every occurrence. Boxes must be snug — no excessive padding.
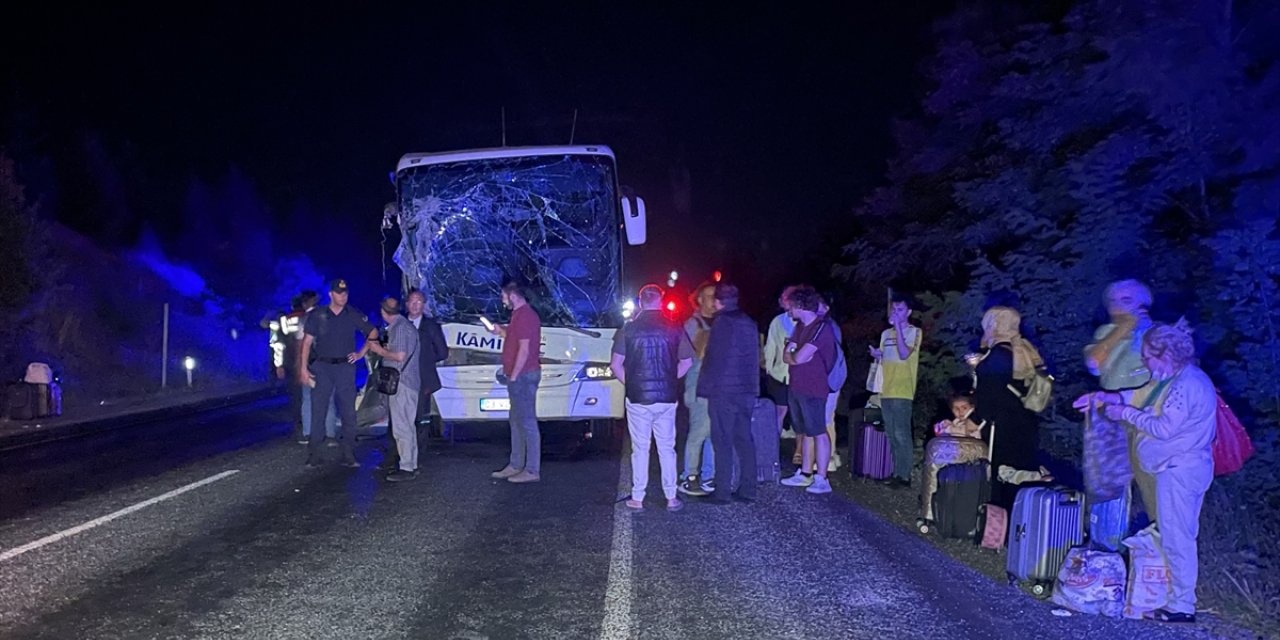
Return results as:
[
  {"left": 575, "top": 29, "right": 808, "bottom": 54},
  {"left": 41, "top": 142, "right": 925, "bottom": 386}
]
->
[{"left": 479, "top": 398, "right": 510, "bottom": 412}]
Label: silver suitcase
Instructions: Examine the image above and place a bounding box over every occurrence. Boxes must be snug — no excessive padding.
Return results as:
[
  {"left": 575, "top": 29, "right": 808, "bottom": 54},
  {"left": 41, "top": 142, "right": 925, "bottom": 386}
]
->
[{"left": 1006, "top": 486, "right": 1085, "bottom": 596}]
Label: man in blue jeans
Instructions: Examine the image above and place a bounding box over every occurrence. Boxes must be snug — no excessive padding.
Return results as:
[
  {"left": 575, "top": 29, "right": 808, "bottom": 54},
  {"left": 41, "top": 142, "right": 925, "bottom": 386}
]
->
[
  {"left": 679, "top": 282, "right": 717, "bottom": 497},
  {"left": 869, "top": 292, "right": 921, "bottom": 489},
  {"left": 696, "top": 283, "right": 761, "bottom": 504},
  {"left": 487, "top": 281, "right": 543, "bottom": 484}
]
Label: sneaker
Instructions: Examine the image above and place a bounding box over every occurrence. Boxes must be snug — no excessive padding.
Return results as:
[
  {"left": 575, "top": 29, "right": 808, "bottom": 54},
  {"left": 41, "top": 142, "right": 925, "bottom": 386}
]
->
[
  {"left": 806, "top": 475, "right": 833, "bottom": 494},
  {"left": 666, "top": 498, "right": 684, "bottom": 512},
  {"left": 625, "top": 499, "right": 644, "bottom": 510},
  {"left": 507, "top": 470, "right": 540, "bottom": 483},
  {"left": 700, "top": 479, "right": 716, "bottom": 493},
  {"left": 678, "top": 477, "right": 708, "bottom": 497},
  {"left": 385, "top": 469, "right": 419, "bottom": 482},
  {"left": 491, "top": 465, "right": 521, "bottom": 479},
  {"left": 781, "top": 472, "right": 814, "bottom": 488},
  {"left": 340, "top": 458, "right": 361, "bottom": 469},
  {"left": 304, "top": 457, "right": 323, "bottom": 469},
  {"left": 828, "top": 454, "right": 843, "bottom": 472},
  {"left": 325, "top": 438, "right": 339, "bottom": 448},
  {"left": 298, "top": 437, "right": 310, "bottom": 445}
]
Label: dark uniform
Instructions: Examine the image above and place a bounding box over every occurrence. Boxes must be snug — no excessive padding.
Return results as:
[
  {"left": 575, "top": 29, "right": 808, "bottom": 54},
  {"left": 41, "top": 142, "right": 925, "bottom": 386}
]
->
[{"left": 304, "top": 282, "right": 376, "bottom": 463}]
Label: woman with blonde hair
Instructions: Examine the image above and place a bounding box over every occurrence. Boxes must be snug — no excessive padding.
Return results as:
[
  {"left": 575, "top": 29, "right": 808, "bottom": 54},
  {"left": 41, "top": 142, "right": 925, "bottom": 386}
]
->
[
  {"left": 1074, "top": 322, "right": 1215, "bottom": 623},
  {"left": 969, "top": 306, "right": 1045, "bottom": 507}
]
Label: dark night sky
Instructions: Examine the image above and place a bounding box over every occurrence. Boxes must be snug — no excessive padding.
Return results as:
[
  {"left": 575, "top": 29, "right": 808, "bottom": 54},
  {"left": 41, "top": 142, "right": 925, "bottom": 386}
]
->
[{"left": 2, "top": 2, "right": 946, "bottom": 314}]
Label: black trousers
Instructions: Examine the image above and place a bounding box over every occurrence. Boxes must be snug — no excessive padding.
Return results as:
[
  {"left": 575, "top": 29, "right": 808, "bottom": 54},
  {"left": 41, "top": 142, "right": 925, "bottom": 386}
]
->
[
  {"left": 710, "top": 395, "right": 757, "bottom": 499},
  {"left": 286, "top": 376, "right": 303, "bottom": 431},
  {"left": 310, "top": 361, "right": 357, "bottom": 459}
]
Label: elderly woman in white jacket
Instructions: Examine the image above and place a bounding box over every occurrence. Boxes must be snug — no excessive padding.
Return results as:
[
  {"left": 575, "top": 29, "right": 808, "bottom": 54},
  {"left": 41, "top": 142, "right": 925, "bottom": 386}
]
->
[{"left": 1074, "top": 322, "right": 1215, "bottom": 623}]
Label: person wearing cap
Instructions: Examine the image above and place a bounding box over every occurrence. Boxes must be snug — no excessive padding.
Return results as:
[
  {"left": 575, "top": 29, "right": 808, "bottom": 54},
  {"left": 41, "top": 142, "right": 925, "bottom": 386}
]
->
[
  {"left": 300, "top": 279, "right": 379, "bottom": 468},
  {"left": 610, "top": 284, "right": 694, "bottom": 512},
  {"left": 371, "top": 296, "right": 421, "bottom": 481}
]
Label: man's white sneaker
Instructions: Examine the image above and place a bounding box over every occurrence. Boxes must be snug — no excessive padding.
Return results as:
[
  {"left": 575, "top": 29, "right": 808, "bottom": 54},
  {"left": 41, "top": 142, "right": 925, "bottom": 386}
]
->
[
  {"left": 781, "top": 472, "right": 814, "bottom": 488},
  {"left": 806, "top": 476, "right": 833, "bottom": 494}
]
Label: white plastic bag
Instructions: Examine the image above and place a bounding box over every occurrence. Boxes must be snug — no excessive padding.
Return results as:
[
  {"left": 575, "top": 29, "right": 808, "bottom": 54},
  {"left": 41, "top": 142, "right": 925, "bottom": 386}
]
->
[
  {"left": 1122, "top": 527, "right": 1170, "bottom": 619},
  {"left": 1051, "top": 547, "right": 1126, "bottom": 618}
]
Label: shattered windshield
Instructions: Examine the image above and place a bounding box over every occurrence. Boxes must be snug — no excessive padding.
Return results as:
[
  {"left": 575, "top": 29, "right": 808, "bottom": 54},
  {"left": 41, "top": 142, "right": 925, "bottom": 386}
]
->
[{"left": 393, "top": 154, "right": 621, "bottom": 328}]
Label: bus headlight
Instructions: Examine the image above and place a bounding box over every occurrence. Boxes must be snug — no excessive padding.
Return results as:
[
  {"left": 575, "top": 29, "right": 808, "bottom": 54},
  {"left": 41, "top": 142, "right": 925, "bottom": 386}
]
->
[{"left": 576, "top": 364, "right": 615, "bottom": 380}]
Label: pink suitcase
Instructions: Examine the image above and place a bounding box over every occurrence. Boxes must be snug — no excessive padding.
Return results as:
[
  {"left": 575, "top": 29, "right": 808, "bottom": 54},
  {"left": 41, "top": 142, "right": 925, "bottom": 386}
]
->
[{"left": 978, "top": 503, "right": 1008, "bottom": 550}]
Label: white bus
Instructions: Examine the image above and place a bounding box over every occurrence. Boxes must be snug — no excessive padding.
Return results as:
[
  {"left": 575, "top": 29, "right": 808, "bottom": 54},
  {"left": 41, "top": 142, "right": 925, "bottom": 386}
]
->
[{"left": 387, "top": 145, "right": 647, "bottom": 435}]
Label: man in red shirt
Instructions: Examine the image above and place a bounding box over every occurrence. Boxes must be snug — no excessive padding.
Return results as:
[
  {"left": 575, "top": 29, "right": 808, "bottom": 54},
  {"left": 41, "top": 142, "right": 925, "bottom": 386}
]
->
[
  {"left": 780, "top": 286, "right": 838, "bottom": 494},
  {"left": 488, "top": 281, "right": 543, "bottom": 483}
]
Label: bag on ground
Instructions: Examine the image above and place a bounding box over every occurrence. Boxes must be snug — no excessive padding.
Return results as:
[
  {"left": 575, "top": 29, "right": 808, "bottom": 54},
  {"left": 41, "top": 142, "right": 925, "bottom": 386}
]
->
[
  {"left": 976, "top": 503, "right": 1008, "bottom": 550},
  {"left": 1087, "top": 486, "right": 1131, "bottom": 552},
  {"left": 750, "top": 397, "right": 781, "bottom": 482},
  {"left": 1051, "top": 547, "right": 1126, "bottom": 618},
  {"left": 850, "top": 421, "right": 893, "bottom": 480},
  {"left": 1122, "top": 526, "right": 1170, "bottom": 619}
]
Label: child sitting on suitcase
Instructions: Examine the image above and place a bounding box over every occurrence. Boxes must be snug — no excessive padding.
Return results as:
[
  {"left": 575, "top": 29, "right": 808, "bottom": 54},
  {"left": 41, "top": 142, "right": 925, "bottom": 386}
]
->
[
  {"left": 918, "top": 395, "right": 989, "bottom": 527},
  {"left": 932, "top": 394, "right": 983, "bottom": 439}
]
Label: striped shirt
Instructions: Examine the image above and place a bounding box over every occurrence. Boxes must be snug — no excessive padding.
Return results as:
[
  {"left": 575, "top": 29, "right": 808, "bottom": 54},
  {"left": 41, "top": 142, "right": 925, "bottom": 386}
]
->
[{"left": 385, "top": 315, "right": 421, "bottom": 392}]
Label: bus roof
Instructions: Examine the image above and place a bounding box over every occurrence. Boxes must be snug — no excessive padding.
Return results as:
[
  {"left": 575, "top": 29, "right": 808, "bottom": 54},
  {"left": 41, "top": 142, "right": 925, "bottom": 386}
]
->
[{"left": 396, "top": 145, "right": 616, "bottom": 174}]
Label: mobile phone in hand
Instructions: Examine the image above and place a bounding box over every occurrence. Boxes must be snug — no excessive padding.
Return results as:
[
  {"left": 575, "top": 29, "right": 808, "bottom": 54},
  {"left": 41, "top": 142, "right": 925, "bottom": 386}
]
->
[{"left": 479, "top": 316, "right": 495, "bottom": 331}]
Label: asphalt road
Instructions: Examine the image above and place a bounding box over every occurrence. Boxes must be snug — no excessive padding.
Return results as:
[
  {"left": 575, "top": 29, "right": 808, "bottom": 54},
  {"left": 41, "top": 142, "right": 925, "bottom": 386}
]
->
[{"left": 0, "top": 401, "right": 1235, "bottom": 639}]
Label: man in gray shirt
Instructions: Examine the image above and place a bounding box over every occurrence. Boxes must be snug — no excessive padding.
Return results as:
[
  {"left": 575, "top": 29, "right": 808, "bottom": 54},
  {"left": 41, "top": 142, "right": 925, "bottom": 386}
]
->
[{"left": 377, "top": 296, "right": 421, "bottom": 482}]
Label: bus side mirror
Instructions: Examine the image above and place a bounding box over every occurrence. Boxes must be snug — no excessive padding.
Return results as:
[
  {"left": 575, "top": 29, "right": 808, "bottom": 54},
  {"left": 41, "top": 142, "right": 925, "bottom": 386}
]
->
[{"left": 621, "top": 196, "right": 647, "bottom": 246}]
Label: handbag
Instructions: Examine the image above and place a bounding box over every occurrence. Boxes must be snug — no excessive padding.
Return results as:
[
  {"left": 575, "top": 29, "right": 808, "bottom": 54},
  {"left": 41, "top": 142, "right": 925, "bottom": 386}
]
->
[
  {"left": 374, "top": 343, "right": 416, "bottom": 395},
  {"left": 865, "top": 360, "right": 882, "bottom": 393},
  {"left": 1019, "top": 368, "right": 1054, "bottom": 413},
  {"left": 1212, "top": 392, "right": 1254, "bottom": 476},
  {"left": 1083, "top": 406, "right": 1132, "bottom": 503}
]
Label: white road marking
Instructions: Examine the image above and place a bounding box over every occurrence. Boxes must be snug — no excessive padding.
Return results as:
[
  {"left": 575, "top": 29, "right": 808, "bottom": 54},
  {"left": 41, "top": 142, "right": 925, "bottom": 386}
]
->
[
  {"left": 0, "top": 469, "right": 241, "bottom": 563},
  {"left": 599, "top": 454, "right": 634, "bottom": 640}
]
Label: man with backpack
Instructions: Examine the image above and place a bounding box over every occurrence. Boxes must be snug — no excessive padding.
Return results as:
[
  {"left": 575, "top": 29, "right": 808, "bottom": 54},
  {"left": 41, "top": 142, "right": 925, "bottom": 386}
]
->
[{"left": 780, "top": 286, "right": 838, "bottom": 495}]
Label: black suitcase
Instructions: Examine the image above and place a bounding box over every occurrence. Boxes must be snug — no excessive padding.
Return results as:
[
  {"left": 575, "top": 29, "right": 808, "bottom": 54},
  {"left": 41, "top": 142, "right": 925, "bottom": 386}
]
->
[
  {"left": 6, "top": 382, "right": 41, "bottom": 420},
  {"left": 932, "top": 461, "right": 990, "bottom": 539}
]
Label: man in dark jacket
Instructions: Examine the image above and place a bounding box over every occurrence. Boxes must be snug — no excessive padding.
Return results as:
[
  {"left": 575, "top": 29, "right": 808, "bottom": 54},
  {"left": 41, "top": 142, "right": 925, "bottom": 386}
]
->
[
  {"left": 610, "top": 284, "right": 694, "bottom": 512},
  {"left": 696, "top": 282, "right": 761, "bottom": 503},
  {"left": 406, "top": 289, "right": 449, "bottom": 432}
]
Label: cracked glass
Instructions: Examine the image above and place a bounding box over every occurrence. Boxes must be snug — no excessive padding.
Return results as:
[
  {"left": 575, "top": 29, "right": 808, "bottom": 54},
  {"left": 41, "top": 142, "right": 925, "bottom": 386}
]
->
[{"left": 393, "top": 153, "right": 621, "bottom": 328}]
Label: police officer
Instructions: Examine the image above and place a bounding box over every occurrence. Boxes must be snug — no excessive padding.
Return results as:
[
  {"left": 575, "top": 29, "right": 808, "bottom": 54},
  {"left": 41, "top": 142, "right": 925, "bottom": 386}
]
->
[{"left": 299, "top": 279, "right": 378, "bottom": 468}]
